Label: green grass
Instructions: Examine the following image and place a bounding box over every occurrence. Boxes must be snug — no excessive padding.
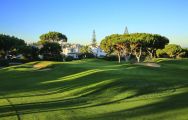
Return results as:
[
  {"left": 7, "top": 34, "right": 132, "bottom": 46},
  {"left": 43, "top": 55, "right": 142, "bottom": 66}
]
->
[{"left": 0, "top": 58, "right": 188, "bottom": 120}]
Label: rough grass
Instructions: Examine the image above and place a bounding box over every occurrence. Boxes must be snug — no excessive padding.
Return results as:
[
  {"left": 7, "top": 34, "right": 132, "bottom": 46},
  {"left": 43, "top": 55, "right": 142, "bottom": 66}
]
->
[{"left": 0, "top": 58, "right": 188, "bottom": 120}]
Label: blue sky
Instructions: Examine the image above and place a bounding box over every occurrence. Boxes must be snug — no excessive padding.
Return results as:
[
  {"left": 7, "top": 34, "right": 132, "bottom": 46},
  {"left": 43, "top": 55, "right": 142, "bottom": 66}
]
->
[{"left": 0, "top": 0, "right": 188, "bottom": 47}]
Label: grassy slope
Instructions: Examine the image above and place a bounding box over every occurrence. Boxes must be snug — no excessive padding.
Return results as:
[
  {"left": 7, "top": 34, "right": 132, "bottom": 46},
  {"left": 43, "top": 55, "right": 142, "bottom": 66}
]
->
[{"left": 0, "top": 59, "right": 188, "bottom": 120}]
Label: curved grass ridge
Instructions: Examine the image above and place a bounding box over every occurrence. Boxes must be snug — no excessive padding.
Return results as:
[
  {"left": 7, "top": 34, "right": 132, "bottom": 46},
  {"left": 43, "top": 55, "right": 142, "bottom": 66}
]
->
[{"left": 0, "top": 59, "right": 188, "bottom": 120}]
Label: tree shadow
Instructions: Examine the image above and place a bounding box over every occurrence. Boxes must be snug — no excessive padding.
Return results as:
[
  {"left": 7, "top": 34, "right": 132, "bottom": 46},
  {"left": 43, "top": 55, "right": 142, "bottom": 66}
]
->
[
  {"left": 0, "top": 59, "right": 188, "bottom": 119},
  {"left": 85, "top": 89, "right": 188, "bottom": 120}
]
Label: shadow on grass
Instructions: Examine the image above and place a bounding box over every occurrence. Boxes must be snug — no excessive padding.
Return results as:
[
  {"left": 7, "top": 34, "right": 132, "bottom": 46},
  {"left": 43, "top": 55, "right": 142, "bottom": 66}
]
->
[
  {"left": 86, "top": 90, "right": 188, "bottom": 120},
  {"left": 0, "top": 59, "right": 188, "bottom": 119},
  {"left": 0, "top": 86, "right": 187, "bottom": 119}
]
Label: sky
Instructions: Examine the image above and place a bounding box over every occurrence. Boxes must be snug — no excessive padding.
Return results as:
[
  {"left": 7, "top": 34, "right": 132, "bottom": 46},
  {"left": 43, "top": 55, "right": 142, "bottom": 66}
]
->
[{"left": 0, "top": 0, "right": 188, "bottom": 47}]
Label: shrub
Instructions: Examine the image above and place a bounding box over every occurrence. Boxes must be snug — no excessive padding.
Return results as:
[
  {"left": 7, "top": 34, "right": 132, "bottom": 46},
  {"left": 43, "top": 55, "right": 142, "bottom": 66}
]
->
[
  {"left": 181, "top": 48, "right": 188, "bottom": 58},
  {"left": 43, "top": 54, "right": 63, "bottom": 61},
  {"left": 79, "top": 53, "right": 95, "bottom": 59},
  {"left": 164, "top": 44, "right": 182, "bottom": 58},
  {"left": 0, "top": 59, "right": 9, "bottom": 67},
  {"left": 156, "top": 49, "right": 168, "bottom": 58},
  {"left": 10, "top": 58, "right": 30, "bottom": 63},
  {"left": 104, "top": 55, "right": 118, "bottom": 61},
  {"left": 65, "top": 56, "right": 73, "bottom": 61},
  {"left": 177, "top": 52, "right": 186, "bottom": 58}
]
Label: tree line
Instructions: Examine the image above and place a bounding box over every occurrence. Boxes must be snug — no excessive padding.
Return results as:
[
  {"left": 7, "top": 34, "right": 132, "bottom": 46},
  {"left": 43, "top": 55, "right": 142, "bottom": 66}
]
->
[
  {"left": 0, "top": 31, "right": 96, "bottom": 67},
  {"left": 0, "top": 34, "right": 26, "bottom": 59},
  {"left": 0, "top": 32, "right": 68, "bottom": 66},
  {"left": 1, "top": 32, "right": 188, "bottom": 66},
  {"left": 100, "top": 33, "right": 188, "bottom": 63}
]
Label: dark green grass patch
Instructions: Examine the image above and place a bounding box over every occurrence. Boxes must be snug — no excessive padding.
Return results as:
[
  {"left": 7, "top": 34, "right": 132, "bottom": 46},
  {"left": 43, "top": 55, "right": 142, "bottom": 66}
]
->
[{"left": 0, "top": 59, "right": 188, "bottom": 120}]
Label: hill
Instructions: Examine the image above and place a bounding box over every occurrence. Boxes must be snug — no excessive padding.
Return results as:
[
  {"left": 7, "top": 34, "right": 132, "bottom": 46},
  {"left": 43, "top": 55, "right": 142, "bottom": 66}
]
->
[{"left": 0, "top": 59, "right": 188, "bottom": 120}]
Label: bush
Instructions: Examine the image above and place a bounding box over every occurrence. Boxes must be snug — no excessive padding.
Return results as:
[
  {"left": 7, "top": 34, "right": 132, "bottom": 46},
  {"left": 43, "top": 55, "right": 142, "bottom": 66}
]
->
[
  {"left": 104, "top": 55, "right": 118, "bottom": 61},
  {"left": 164, "top": 44, "right": 182, "bottom": 58},
  {"left": 43, "top": 54, "right": 63, "bottom": 61},
  {"left": 177, "top": 52, "right": 186, "bottom": 58},
  {"left": 65, "top": 56, "right": 73, "bottom": 61},
  {"left": 144, "top": 55, "right": 153, "bottom": 62},
  {"left": 79, "top": 53, "right": 95, "bottom": 59},
  {"left": 10, "top": 58, "right": 31, "bottom": 63},
  {"left": 86, "top": 53, "right": 95, "bottom": 58},
  {"left": 156, "top": 49, "right": 168, "bottom": 58},
  {"left": 181, "top": 49, "right": 188, "bottom": 58},
  {"left": 52, "top": 54, "right": 63, "bottom": 61},
  {"left": 0, "top": 59, "right": 9, "bottom": 67},
  {"left": 104, "top": 54, "right": 137, "bottom": 62}
]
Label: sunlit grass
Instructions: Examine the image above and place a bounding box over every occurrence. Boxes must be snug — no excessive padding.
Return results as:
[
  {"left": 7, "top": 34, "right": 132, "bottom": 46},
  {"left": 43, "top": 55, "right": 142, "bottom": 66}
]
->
[
  {"left": 33, "top": 61, "right": 53, "bottom": 69},
  {"left": 0, "top": 58, "right": 188, "bottom": 120},
  {"left": 42, "top": 69, "right": 105, "bottom": 84}
]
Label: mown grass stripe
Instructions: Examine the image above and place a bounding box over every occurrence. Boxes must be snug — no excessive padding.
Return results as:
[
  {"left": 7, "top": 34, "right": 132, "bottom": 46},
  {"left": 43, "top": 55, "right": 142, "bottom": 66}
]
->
[{"left": 3, "top": 96, "right": 21, "bottom": 120}]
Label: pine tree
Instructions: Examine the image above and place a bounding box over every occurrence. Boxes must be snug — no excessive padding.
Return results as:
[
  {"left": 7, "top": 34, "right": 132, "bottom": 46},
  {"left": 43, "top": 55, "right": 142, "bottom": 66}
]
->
[
  {"left": 124, "top": 26, "right": 129, "bottom": 34},
  {"left": 91, "top": 30, "right": 97, "bottom": 47}
]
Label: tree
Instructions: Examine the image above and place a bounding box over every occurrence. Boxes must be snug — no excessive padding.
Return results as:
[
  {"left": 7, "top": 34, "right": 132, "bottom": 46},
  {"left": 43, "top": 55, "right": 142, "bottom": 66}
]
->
[
  {"left": 133, "top": 42, "right": 142, "bottom": 63},
  {"left": 80, "top": 45, "right": 92, "bottom": 54},
  {"left": 113, "top": 42, "right": 124, "bottom": 63},
  {"left": 144, "top": 34, "right": 169, "bottom": 59},
  {"left": 100, "top": 34, "right": 141, "bottom": 63},
  {"left": 80, "top": 45, "right": 93, "bottom": 58},
  {"left": 40, "top": 31, "right": 67, "bottom": 43},
  {"left": 91, "top": 30, "right": 97, "bottom": 47},
  {"left": 0, "top": 34, "right": 26, "bottom": 59},
  {"left": 100, "top": 34, "right": 118, "bottom": 54},
  {"left": 164, "top": 44, "right": 182, "bottom": 58},
  {"left": 100, "top": 33, "right": 169, "bottom": 63},
  {"left": 40, "top": 42, "right": 62, "bottom": 54},
  {"left": 121, "top": 42, "right": 131, "bottom": 62},
  {"left": 100, "top": 34, "right": 123, "bottom": 63},
  {"left": 121, "top": 33, "right": 144, "bottom": 63},
  {"left": 156, "top": 49, "right": 167, "bottom": 58},
  {"left": 123, "top": 33, "right": 169, "bottom": 59},
  {"left": 19, "top": 45, "right": 39, "bottom": 60},
  {"left": 40, "top": 42, "right": 62, "bottom": 60},
  {"left": 183, "top": 48, "right": 188, "bottom": 58}
]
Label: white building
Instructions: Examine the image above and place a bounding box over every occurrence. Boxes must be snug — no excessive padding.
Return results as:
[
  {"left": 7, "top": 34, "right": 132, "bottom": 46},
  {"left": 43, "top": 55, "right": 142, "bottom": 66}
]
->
[
  {"left": 90, "top": 46, "right": 106, "bottom": 58},
  {"left": 59, "top": 42, "right": 82, "bottom": 59},
  {"left": 89, "top": 30, "right": 107, "bottom": 57}
]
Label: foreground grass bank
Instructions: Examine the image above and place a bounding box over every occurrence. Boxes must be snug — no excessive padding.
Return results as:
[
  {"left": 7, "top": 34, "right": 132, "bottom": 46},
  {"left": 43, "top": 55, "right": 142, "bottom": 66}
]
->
[{"left": 0, "top": 59, "right": 188, "bottom": 120}]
